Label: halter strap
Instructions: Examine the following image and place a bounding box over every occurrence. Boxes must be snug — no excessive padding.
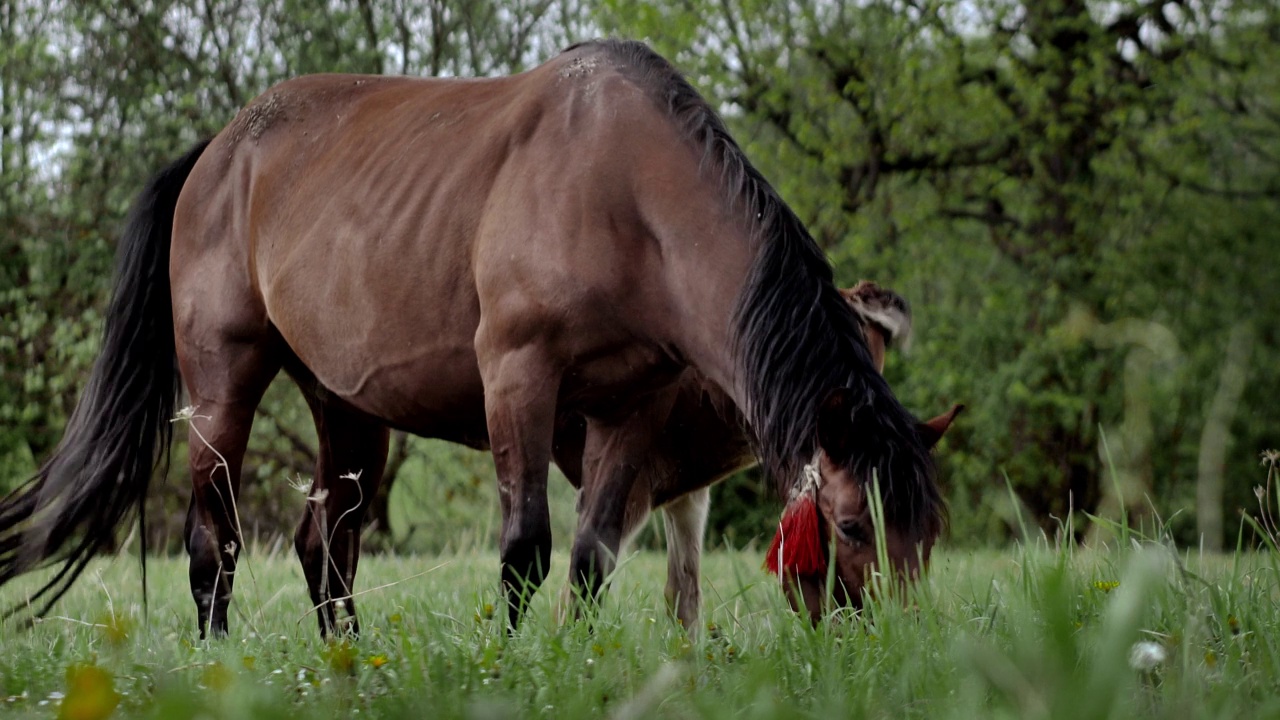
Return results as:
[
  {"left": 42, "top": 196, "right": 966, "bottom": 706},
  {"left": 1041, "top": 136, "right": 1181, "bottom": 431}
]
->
[{"left": 790, "top": 454, "right": 823, "bottom": 503}]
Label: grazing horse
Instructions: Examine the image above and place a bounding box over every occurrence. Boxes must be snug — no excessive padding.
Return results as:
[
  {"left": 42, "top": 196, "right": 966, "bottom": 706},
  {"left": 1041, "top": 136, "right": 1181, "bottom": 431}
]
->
[
  {"left": 555, "top": 281, "right": 961, "bottom": 629},
  {"left": 0, "top": 40, "right": 941, "bottom": 638}
]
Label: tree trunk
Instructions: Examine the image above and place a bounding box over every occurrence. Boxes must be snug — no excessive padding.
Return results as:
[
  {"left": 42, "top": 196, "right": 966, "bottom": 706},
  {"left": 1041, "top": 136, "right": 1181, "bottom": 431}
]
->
[{"left": 1197, "top": 323, "right": 1254, "bottom": 551}]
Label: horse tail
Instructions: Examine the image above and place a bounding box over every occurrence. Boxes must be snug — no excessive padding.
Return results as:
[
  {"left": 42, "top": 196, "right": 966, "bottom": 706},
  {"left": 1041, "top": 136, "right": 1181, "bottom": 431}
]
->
[{"left": 0, "top": 138, "right": 210, "bottom": 616}]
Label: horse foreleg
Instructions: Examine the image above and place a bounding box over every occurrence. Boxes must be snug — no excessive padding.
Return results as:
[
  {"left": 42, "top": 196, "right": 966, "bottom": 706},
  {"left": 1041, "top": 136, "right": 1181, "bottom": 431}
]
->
[
  {"left": 569, "top": 390, "right": 674, "bottom": 613},
  {"left": 294, "top": 395, "right": 388, "bottom": 638},
  {"left": 660, "top": 487, "right": 710, "bottom": 632},
  {"left": 480, "top": 344, "right": 561, "bottom": 630},
  {"left": 556, "top": 466, "right": 655, "bottom": 624}
]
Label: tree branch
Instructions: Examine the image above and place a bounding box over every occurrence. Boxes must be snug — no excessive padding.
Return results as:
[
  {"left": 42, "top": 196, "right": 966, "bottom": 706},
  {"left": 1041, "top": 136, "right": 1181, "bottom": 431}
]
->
[{"left": 355, "top": 0, "right": 384, "bottom": 74}]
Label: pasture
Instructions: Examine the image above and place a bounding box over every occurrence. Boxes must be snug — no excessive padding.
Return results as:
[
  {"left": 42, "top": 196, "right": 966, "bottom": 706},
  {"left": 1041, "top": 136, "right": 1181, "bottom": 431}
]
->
[{"left": 1, "top": 539, "right": 1275, "bottom": 719}]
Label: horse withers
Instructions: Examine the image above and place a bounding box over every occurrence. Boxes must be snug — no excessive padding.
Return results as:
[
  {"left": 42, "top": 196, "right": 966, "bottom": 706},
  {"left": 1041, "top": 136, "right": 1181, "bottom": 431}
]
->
[{"left": 0, "top": 40, "right": 943, "bottom": 638}]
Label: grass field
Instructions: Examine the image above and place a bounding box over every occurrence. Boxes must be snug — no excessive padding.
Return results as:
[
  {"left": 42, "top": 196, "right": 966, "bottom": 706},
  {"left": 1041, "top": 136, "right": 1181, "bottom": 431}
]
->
[{"left": 0, "top": 539, "right": 1276, "bottom": 719}]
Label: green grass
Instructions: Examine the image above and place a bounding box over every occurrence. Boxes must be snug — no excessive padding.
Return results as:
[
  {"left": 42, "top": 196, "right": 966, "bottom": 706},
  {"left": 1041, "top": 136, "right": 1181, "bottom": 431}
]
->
[{"left": 0, "top": 541, "right": 1276, "bottom": 719}]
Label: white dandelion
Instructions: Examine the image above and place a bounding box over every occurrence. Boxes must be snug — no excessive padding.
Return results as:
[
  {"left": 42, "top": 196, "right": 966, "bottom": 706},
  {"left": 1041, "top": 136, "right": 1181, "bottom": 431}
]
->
[{"left": 1129, "top": 641, "right": 1167, "bottom": 671}]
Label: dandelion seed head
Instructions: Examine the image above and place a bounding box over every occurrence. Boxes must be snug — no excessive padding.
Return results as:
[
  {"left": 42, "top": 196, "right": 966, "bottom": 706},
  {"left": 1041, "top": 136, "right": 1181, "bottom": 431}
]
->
[
  {"left": 1129, "top": 641, "right": 1167, "bottom": 671},
  {"left": 288, "top": 475, "right": 314, "bottom": 495}
]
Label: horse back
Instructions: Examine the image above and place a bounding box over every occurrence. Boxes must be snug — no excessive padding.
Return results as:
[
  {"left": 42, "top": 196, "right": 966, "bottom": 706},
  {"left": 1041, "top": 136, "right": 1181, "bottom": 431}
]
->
[{"left": 170, "top": 45, "right": 715, "bottom": 437}]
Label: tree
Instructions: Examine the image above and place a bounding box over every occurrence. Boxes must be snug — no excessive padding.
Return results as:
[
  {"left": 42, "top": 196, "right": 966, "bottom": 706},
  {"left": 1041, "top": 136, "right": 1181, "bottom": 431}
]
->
[{"left": 598, "top": 0, "right": 1280, "bottom": 544}]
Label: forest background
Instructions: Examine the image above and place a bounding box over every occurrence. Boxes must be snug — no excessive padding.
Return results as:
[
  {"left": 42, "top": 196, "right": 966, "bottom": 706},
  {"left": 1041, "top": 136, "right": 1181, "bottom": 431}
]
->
[{"left": 1, "top": 0, "right": 1276, "bottom": 555}]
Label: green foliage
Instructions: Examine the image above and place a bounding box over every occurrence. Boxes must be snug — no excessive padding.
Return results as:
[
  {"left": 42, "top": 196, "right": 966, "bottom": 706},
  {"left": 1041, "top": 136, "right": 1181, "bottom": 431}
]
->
[
  {"left": 2, "top": 0, "right": 1278, "bottom": 551},
  {"left": 598, "top": 0, "right": 1280, "bottom": 547}
]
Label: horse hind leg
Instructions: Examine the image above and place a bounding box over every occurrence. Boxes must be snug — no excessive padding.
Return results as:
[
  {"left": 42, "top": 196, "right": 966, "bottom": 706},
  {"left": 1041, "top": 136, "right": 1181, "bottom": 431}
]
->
[
  {"left": 293, "top": 393, "right": 389, "bottom": 638},
  {"left": 182, "top": 339, "right": 281, "bottom": 639}
]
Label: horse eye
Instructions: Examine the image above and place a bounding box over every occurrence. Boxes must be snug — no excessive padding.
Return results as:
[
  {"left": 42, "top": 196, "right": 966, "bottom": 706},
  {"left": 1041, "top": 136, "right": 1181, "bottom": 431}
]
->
[{"left": 837, "top": 520, "right": 869, "bottom": 547}]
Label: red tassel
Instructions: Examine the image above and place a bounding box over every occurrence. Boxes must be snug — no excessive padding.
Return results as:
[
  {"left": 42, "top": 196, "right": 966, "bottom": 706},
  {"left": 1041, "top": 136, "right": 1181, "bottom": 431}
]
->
[{"left": 764, "top": 494, "right": 826, "bottom": 577}]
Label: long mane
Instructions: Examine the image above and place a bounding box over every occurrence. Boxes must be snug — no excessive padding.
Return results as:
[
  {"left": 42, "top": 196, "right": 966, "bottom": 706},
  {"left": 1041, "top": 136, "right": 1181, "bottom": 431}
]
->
[{"left": 583, "top": 39, "right": 943, "bottom": 536}]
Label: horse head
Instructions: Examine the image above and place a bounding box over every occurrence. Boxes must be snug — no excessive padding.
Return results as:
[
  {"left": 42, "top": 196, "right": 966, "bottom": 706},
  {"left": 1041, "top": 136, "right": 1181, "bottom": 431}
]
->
[{"left": 773, "top": 394, "right": 961, "bottom": 623}]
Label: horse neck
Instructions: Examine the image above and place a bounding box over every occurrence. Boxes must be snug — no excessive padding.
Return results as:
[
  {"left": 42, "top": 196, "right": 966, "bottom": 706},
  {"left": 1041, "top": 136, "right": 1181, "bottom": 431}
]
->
[
  {"left": 645, "top": 187, "right": 758, "bottom": 413},
  {"left": 630, "top": 123, "right": 897, "bottom": 490}
]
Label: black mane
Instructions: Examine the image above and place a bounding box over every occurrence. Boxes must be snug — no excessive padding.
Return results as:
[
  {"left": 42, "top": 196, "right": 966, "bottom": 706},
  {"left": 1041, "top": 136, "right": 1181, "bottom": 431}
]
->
[{"left": 582, "top": 39, "right": 943, "bottom": 536}]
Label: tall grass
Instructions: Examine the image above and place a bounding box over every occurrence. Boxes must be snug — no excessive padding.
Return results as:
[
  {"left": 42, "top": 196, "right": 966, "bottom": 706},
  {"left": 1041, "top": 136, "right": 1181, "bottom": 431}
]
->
[
  {"left": 1, "top": 425, "right": 1275, "bottom": 719},
  {"left": 0, "top": 529, "right": 1276, "bottom": 719}
]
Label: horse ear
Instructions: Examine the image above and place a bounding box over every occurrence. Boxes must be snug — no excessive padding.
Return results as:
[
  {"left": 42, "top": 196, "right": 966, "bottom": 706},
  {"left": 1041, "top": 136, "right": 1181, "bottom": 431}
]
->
[
  {"left": 816, "top": 387, "right": 858, "bottom": 461},
  {"left": 917, "top": 404, "right": 964, "bottom": 449}
]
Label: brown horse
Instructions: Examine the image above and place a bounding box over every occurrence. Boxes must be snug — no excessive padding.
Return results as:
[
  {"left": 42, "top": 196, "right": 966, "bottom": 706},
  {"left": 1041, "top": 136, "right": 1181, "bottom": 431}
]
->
[
  {"left": 0, "top": 40, "right": 942, "bottom": 638},
  {"left": 554, "top": 281, "right": 961, "bottom": 628}
]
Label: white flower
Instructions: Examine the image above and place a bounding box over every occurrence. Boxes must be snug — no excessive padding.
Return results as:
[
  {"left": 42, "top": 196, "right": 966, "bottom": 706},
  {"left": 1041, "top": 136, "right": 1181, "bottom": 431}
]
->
[
  {"left": 288, "top": 475, "right": 314, "bottom": 495},
  {"left": 1129, "top": 641, "right": 1167, "bottom": 671},
  {"left": 172, "top": 405, "right": 198, "bottom": 422}
]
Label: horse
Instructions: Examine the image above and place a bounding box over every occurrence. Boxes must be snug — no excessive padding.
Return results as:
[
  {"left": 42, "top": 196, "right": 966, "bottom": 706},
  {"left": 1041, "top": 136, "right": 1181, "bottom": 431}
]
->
[
  {"left": 0, "top": 39, "right": 942, "bottom": 638},
  {"left": 554, "top": 281, "right": 962, "bottom": 629}
]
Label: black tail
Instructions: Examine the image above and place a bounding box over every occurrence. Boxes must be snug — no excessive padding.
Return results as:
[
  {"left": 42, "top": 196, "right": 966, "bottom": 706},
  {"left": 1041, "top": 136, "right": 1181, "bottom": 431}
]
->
[{"left": 0, "top": 139, "right": 210, "bottom": 616}]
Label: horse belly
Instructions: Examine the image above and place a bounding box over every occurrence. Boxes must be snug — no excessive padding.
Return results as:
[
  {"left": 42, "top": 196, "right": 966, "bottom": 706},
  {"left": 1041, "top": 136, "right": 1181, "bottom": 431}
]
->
[
  {"left": 302, "top": 335, "right": 490, "bottom": 448},
  {"left": 263, "top": 259, "right": 489, "bottom": 447},
  {"left": 364, "top": 360, "right": 491, "bottom": 448}
]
